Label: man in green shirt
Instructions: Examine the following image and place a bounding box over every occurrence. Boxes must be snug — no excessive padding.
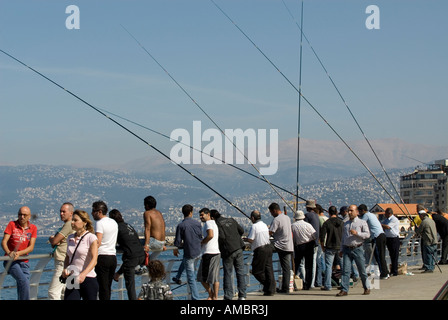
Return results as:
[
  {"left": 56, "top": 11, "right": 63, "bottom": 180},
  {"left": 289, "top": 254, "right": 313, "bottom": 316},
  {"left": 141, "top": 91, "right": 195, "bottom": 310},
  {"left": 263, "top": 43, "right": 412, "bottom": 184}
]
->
[
  {"left": 48, "top": 202, "right": 75, "bottom": 299},
  {"left": 416, "top": 210, "right": 438, "bottom": 273}
]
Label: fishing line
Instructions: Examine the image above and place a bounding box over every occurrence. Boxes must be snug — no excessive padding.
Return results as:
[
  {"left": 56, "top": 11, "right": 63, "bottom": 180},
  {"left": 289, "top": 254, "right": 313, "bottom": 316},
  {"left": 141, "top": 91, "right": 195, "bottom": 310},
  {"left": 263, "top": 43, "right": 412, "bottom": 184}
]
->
[
  {"left": 96, "top": 106, "right": 307, "bottom": 201},
  {"left": 210, "top": 0, "right": 410, "bottom": 217},
  {"left": 120, "top": 24, "right": 297, "bottom": 214},
  {"left": 0, "top": 48, "right": 250, "bottom": 219},
  {"left": 280, "top": 0, "right": 411, "bottom": 218}
]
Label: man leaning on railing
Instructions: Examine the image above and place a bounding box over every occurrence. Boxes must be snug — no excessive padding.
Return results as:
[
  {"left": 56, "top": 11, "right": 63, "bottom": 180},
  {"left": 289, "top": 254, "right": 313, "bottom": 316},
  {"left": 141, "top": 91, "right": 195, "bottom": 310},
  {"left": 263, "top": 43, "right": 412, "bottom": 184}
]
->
[{"left": 1, "top": 206, "right": 37, "bottom": 300}]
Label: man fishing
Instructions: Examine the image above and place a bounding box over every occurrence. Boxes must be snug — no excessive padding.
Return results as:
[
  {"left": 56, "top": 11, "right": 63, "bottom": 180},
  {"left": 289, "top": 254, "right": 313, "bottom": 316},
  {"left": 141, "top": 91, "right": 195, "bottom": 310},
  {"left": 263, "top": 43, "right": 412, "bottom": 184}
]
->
[{"left": 143, "top": 196, "right": 167, "bottom": 260}]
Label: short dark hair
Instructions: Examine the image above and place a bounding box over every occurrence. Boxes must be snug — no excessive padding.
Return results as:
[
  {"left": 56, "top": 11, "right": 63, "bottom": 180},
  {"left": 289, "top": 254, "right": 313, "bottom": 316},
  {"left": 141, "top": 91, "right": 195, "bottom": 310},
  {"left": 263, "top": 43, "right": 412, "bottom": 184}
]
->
[
  {"left": 144, "top": 196, "right": 157, "bottom": 210},
  {"left": 109, "top": 209, "right": 124, "bottom": 223},
  {"left": 328, "top": 206, "right": 338, "bottom": 216},
  {"left": 181, "top": 204, "right": 193, "bottom": 217},
  {"left": 268, "top": 202, "right": 280, "bottom": 212},
  {"left": 358, "top": 204, "right": 368, "bottom": 212},
  {"left": 199, "top": 208, "right": 210, "bottom": 215},
  {"left": 385, "top": 208, "right": 393, "bottom": 215},
  {"left": 210, "top": 209, "right": 221, "bottom": 220},
  {"left": 147, "top": 260, "right": 166, "bottom": 280},
  {"left": 92, "top": 200, "right": 108, "bottom": 215}
]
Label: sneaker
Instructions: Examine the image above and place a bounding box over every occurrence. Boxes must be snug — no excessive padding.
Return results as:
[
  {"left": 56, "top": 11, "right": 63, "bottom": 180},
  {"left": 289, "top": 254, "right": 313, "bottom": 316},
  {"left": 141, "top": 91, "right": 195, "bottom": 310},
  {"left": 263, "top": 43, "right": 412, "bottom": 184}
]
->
[{"left": 172, "top": 277, "right": 182, "bottom": 285}]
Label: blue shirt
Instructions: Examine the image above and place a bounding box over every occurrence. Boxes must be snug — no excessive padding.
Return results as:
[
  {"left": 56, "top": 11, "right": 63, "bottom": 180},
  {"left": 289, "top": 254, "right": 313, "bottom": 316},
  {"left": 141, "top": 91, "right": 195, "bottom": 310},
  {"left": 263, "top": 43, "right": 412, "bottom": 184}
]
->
[
  {"left": 174, "top": 217, "right": 203, "bottom": 259},
  {"left": 360, "top": 211, "right": 384, "bottom": 239}
]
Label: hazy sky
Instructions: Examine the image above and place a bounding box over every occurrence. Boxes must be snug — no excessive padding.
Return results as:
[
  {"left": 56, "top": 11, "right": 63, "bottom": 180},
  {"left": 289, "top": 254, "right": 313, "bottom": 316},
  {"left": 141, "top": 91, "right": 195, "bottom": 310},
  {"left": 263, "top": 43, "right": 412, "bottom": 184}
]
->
[{"left": 1, "top": 0, "right": 447, "bottom": 168}]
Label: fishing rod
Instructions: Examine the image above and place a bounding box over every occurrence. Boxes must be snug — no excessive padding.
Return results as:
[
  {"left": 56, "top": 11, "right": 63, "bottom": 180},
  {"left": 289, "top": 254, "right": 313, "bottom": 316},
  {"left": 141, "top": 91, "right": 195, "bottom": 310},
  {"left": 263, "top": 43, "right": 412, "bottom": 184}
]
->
[
  {"left": 294, "top": 0, "right": 304, "bottom": 212},
  {"left": 0, "top": 48, "right": 250, "bottom": 220},
  {"left": 210, "top": 0, "right": 413, "bottom": 220},
  {"left": 96, "top": 106, "right": 307, "bottom": 201},
  {"left": 280, "top": 0, "right": 412, "bottom": 220},
  {"left": 120, "top": 24, "right": 297, "bottom": 214}
]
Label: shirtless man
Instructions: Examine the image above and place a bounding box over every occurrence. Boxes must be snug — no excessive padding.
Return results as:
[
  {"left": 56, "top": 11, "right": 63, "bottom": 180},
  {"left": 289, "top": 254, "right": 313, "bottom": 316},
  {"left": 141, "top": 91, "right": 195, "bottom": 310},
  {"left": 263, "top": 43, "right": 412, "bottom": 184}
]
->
[{"left": 143, "top": 196, "right": 166, "bottom": 259}]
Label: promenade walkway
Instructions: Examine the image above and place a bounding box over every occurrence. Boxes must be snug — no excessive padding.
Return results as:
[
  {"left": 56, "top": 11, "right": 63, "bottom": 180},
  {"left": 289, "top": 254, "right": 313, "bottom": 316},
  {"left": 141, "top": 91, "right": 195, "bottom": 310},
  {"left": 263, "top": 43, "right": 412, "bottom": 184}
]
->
[{"left": 246, "top": 264, "right": 448, "bottom": 300}]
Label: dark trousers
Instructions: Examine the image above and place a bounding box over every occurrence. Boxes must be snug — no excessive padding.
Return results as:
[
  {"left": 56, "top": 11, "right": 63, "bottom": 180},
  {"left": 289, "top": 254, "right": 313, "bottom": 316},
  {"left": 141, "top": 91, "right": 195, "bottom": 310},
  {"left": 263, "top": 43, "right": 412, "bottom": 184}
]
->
[
  {"left": 117, "top": 255, "right": 146, "bottom": 300},
  {"left": 386, "top": 237, "right": 400, "bottom": 275},
  {"left": 95, "top": 255, "right": 117, "bottom": 300},
  {"left": 252, "top": 244, "right": 275, "bottom": 295},
  {"left": 64, "top": 277, "right": 99, "bottom": 300},
  {"left": 294, "top": 241, "right": 315, "bottom": 289},
  {"left": 373, "top": 233, "right": 389, "bottom": 277},
  {"left": 440, "top": 234, "right": 448, "bottom": 263},
  {"left": 276, "top": 247, "right": 293, "bottom": 292},
  {"left": 222, "top": 249, "right": 246, "bottom": 300}
]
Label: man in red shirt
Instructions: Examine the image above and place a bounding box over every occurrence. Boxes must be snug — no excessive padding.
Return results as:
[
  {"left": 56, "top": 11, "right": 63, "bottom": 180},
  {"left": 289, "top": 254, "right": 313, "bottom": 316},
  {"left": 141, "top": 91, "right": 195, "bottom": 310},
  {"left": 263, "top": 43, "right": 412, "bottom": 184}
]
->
[{"left": 1, "top": 206, "right": 38, "bottom": 300}]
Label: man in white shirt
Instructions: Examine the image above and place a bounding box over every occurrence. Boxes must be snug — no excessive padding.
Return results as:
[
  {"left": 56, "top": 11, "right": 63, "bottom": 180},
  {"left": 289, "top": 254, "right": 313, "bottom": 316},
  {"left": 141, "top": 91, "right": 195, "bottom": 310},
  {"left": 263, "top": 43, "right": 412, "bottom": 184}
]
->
[
  {"left": 291, "top": 210, "right": 317, "bottom": 290},
  {"left": 245, "top": 210, "right": 275, "bottom": 296},
  {"left": 381, "top": 207, "right": 400, "bottom": 276},
  {"left": 197, "top": 208, "right": 220, "bottom": 300},
  {"left": 91, "top": 200, "right": 118, "bottom": 300}
]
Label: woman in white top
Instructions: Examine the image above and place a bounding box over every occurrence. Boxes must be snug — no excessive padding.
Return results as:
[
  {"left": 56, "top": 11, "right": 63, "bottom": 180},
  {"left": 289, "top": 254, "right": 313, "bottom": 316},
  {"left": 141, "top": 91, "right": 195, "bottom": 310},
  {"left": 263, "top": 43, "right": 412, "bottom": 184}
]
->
[{"left": 62, "top": 210, "right": 99, "bottom": 300}]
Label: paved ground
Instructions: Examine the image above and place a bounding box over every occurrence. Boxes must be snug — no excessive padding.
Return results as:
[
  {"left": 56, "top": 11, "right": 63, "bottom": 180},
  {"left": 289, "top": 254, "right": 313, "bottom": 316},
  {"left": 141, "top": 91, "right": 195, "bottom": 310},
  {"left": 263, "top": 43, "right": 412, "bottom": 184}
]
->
[{"left": 246, "top": 264, "right": 448, "bottom": 300}]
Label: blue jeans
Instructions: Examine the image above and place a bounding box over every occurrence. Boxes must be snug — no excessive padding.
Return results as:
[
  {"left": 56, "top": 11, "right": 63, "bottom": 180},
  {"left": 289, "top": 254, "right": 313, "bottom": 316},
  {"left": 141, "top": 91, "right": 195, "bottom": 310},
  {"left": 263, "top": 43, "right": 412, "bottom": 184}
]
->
[
  {"left": 341, "top": 246, "right": 370, "bottom": 293},
  {"left": 323, "top": 248, "right": 337, "bottom": 290},
  {"left": 184, "top": 255, "right": 200, "bottom": 300},
  {"left": 422, "top": 243, "right": 437, "bottom": 271},
  {"left": 315, "top": 245, "right": 325, "bottom": 287},
  {"left": 174, "top": 259, "right": 185, "bottom": 280},
  {"left": 222, "top": 249, "right": 246, "bottom": 300},
  {"left": 4, "top": 260, "right": 30, "bottom": 300}
]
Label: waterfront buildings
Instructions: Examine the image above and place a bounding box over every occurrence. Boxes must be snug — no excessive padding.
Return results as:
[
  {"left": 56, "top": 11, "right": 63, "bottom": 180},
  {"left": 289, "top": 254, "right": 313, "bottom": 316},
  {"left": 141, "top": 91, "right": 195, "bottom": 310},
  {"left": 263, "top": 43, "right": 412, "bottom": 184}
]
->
[{"left": 400, "top": 159, "right": 448, "bottom": 212}]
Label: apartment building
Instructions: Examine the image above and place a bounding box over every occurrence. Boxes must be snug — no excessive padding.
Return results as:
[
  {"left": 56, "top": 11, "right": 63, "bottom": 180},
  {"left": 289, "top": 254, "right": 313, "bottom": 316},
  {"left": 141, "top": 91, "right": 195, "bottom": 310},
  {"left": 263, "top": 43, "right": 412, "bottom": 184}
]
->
[{"left": 400, "top": 159, "right": 448, "bottom": 211}]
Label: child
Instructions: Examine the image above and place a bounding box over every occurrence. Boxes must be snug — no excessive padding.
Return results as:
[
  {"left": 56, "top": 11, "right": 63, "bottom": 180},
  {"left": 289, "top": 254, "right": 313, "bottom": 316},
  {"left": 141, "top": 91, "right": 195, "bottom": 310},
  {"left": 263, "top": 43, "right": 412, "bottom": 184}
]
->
[{"left": 138, "top": 260, "right": 173, "bottom": 300}]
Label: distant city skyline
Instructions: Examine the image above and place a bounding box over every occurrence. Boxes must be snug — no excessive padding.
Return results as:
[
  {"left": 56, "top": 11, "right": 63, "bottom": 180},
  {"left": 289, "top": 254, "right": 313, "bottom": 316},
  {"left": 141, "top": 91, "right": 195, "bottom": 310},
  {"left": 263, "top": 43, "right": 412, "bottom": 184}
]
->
[{"left": 1, "top": 1, "right": 447, "bottom": 171}]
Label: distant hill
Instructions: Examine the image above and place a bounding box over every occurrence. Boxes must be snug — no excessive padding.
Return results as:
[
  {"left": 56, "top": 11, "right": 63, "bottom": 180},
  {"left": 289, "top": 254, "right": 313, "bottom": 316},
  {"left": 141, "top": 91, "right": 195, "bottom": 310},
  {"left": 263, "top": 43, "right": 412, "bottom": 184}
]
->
[
  {"left": 0, "top": 162, "right": 411, "bottom": 236},
  {"left": 116, "top": 137, "right": 447, "bottom": 192}
]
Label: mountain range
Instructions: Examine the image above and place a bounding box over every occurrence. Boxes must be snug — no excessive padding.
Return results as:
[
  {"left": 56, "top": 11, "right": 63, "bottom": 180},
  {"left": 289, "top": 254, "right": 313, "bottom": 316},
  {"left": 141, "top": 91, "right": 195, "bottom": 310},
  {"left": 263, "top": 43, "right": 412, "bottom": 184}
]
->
[{"left": 115, "top": 137, "right": 448, "bottom": 189}]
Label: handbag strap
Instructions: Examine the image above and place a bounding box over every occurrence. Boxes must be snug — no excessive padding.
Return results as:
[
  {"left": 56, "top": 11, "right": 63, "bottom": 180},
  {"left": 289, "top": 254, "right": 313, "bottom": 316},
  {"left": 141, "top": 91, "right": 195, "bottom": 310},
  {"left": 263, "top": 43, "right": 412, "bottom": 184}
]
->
[{"left": 69, "top": 232, "right": 89, "bottom": 265}]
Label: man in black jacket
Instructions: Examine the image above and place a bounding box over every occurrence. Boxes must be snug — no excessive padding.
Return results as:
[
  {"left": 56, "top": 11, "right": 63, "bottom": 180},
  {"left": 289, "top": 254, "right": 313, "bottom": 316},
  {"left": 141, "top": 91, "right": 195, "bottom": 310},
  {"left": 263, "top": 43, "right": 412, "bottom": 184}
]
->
[
  {"left": 432, "top": 210, "right": 448, "bottom": 264},
  {"left": 320, "top": 206, "right": 343, "bottom": 290},
  {"left": 109, "top": 209, "right": 146, "bottom": 300},
  {"left": 210, "top": 209, "right": 246, "bottom": 300}
]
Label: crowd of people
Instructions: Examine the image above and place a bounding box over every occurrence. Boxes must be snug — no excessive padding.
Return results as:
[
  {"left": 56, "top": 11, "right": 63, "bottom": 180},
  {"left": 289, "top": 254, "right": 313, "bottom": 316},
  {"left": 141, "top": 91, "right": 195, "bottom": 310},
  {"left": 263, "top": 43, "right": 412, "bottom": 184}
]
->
[
  {"left": 1, "top": 196, "right": 169, "bottom": 300},
  {"left": 1, "top": 197, "right": 447, "bottom": 300}
]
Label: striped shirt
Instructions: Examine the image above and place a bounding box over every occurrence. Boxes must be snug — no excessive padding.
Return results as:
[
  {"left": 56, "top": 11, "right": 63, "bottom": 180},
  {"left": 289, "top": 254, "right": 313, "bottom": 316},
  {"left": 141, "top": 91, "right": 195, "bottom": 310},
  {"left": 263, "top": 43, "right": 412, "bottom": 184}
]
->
[
  {"left": 342, "top": 217, "right": 370, "bottom": 247},
  {"left": 291, "top": 220, "right": 317, "bottom": 245}
]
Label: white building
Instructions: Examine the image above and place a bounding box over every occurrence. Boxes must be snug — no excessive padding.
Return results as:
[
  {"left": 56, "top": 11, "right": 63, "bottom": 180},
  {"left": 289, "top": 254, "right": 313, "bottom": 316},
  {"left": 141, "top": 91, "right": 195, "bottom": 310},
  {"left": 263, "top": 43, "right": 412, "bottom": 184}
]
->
[{"left": 400, "top": 159, "right": 448, "bottom": 212}]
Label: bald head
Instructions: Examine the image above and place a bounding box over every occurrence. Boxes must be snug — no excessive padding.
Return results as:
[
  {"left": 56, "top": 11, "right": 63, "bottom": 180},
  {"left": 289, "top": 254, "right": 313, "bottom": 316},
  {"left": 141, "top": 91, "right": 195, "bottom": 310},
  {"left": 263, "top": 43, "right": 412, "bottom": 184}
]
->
[
  {"left": 17, "top": 206, "right": 32, "bottom": 227},
  {"left": 348, "top": 205, "right": 359, "bottom": 220}
]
